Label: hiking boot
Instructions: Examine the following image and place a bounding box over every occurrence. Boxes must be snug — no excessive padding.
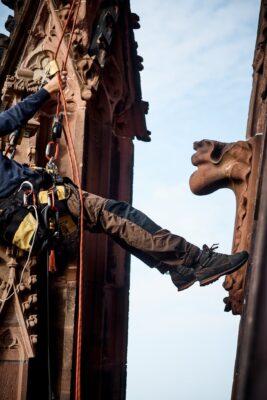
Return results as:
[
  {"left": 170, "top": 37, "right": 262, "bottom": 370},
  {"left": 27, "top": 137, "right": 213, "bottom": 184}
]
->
[
  {"left": 169, "top": 265, "right": 197, "bottom": 291},
  {"left": 194, "top": 244, "right": 249, "bottom": 286}
]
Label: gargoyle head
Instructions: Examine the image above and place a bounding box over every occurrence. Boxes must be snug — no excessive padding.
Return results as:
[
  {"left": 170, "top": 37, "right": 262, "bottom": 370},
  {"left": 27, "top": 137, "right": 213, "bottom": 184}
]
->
[{"left": 189, "top": 139, "right": 252, "bottom": 195}]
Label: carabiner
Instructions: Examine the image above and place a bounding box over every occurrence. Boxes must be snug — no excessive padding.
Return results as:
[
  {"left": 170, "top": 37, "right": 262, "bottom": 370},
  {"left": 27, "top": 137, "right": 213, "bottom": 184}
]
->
[
  {"left": 45, "top": 141, "right": 59, "bottom": 161},
  {"left": 18, "top": 181, "right": 34, "bottom": 206}
]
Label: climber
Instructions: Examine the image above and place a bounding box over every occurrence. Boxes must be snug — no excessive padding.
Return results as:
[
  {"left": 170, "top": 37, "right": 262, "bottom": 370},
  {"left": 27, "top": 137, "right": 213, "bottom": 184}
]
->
[
  {"left": 0, "top": 72, "right": 68, "bottom": 197},
  {"left": 0, "top": 72, "right": 248, "bottom": 291}
]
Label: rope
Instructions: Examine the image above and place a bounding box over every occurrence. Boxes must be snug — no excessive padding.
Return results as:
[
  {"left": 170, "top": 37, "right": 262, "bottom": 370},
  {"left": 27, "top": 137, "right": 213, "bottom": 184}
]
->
[
  {"left": 54, "top": 0, "right": 77, "bottom": 60},
  {"left": 1, "top": 2, "right": 85, "bottom": 397},
  {"left": 58, "top": 80, "right": 84, "bottom": 400},
  {"left": 62, "top": 0, "right": 81, "bottom": 71},
  {"left": 51, "top": 1, "right": 84, "bottom": 398},
  {"left": 62, "top": 125, "right": 75, "bottom": 181}
]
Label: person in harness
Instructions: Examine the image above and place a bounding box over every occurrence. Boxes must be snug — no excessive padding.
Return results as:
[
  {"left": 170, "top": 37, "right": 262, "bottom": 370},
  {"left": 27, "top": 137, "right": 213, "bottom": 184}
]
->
[{"left": 0, "top": 72, "right": 248, "bottom": 291}]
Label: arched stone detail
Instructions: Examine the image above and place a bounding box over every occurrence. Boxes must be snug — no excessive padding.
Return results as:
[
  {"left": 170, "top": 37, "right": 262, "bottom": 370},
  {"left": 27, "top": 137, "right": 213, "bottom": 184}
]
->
[
  {"left": 0, "top": 328, "right": 31, "bottom": 399},
  {"left": 0, "top": 328, "right": 18, "bottom": 350}
]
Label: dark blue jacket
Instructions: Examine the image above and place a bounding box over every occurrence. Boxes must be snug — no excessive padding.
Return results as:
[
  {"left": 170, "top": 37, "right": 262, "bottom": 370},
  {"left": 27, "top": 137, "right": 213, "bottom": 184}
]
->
[{"left": 0, "top": 88, "right": 50, "bottom": 198}]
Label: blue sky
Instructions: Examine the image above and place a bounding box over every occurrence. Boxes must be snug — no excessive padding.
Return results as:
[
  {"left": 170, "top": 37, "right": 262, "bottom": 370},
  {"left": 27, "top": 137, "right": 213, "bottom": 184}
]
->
[
  {"left": 128, "top": 1, "right": 260, "bottom": 400},
  {"left": 0, "top": 1, "right": 261, "bottom": 399}
]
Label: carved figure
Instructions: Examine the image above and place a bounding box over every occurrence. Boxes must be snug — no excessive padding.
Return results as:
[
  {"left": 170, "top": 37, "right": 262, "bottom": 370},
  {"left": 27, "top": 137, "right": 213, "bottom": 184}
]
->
[
  {"left": 4, "top": 15, "right": 15, "bottom": 33},
  {"left": 0, "top": 33, "right": 10, "bottom": 49},
  {"left": 1, "top": 0, "right": 16, "bottom": 10},
  {"left": 190, "top": 137, "right": 262, "bottom": 314}
]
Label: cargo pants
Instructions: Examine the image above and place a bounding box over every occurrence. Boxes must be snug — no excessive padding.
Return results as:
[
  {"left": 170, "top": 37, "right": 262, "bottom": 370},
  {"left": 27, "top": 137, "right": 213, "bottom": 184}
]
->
[{"left": 67, "top": 191, "right": 201, "bottom": 274}]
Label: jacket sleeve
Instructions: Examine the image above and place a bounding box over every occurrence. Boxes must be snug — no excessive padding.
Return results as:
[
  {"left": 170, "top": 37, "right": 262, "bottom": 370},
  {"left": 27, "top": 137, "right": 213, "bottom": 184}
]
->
[{"left": 0, "top": 88, "right": 50, "bottom": 137}]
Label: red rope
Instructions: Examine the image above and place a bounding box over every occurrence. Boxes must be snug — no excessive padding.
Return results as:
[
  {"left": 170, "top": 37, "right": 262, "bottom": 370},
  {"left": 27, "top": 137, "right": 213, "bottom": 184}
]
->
[
  {"left": 63, "top": 126, "right": 75, "bottom": 181},
  {"left": 58, "top": 79, "right": 84, "bottom": 400},
  {"left": 62, "top": 0, "right": 81, "bottom": 71},
  {"left": 57, "top": 2, "right": 84, "bottom": 398},
  {"left": 50, "top": 0, "right": 84, "bottom": 398},
  {"left": 54, "top": 0, "right": 77, "bottom": 60},
  {"left": 55, "top": 0, "right": 76, "bottom": 119}
]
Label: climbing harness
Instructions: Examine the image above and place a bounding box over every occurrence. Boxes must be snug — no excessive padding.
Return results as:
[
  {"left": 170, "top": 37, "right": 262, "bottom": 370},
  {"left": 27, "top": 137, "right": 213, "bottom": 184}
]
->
[
  {"left": 0, "top": 0, "right": 84, "bottom": 398},
  {"left": 0, "top": 176, "right": 77, "bottom": 253}
]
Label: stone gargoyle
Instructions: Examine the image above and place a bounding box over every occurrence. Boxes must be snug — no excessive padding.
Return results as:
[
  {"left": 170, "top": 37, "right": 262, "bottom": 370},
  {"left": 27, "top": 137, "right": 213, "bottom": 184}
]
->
[{"left": 189, "top": 136, "right": 262, "bottom": 315}]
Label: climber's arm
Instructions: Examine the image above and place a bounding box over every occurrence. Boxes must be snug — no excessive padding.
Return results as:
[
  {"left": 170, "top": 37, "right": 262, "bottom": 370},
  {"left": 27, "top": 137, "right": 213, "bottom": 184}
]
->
[
  {"left": 0, "top": 71, "right": 67, "bottom": 136},
  {"left": 0, "top": 89, "right": 50, "bottom": 136}
]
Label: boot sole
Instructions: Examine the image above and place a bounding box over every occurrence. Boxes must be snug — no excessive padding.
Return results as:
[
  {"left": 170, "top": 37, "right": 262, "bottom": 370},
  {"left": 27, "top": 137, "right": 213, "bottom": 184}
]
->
[
  {"left": 177, "top": 278, "right": 197, "bottom": 291},
  {"left": 198, "top": 257, "right": 248, "bottom": 286}
]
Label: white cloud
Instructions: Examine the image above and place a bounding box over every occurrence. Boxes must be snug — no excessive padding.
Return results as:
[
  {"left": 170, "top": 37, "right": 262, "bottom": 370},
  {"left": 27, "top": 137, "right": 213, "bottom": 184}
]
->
[
  {"left": 128, "top": 1, "right": 259, "bottom": 399},
  {"left": 133, "top": 0, "right": 259, "bottom": 114},
  {"left": 0, "top": 1, "right": 257, "bottom": 399}
]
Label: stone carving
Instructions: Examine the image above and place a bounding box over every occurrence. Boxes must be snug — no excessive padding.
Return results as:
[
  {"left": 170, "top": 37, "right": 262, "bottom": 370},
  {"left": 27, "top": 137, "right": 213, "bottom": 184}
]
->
[
  {"left": 90, "top": 55, "right": 124, "bottom": 122},
  {"left": 71, "top": 28, "right": 84, "bottom": 57},
  {"left": 70, "top": 4, "right": 119, "bottom": 100},
  {"left": 0, "top": 0, "right": 150, "bottom": 397},
  {"left": 57, "top": 3, "right": 73, "bottom": 25},
  {"left": 0, "top": 329, "right": 18, "bottom": 349},
  {"left": 2, "top": 74, "right": 41, "bottom": 99},
  {"left": 1, "top": 0, "right": 137, "bottom": 112},
  {"left": 0, "top": 33, "right": 10, "bottom": 62},
  {"left": 76, "top": 54, "right": 100, "bottom": 100},
  {"left": 5, "top": 15, "right": 15, "bottom": 33},
  {"left": 0, "top": 247, "right": 39, "bottom": 355},
  {"left": 190, "top": 136, "right": 262, "bottom": 314},
  {"left": 248, "top": 1, "right": 267, "bottom": 136},
  {"left": 253, "top": 2, "right": 267, "bottom": 74},
  {"left": 22, "top": 50, "right": 55, "bottom": 81},
  {"left": 0, "top": 33, "right": 10, "bottom": 50},
  {"left": 28, "top": 5, "right": 49, "bottom": 50},
  {"left": 89, "top": 6, "right": 119, "bottom": 66},
  {"left": 130, "top": 12, "right": 141, "bottom": 30},
  {"left": 1, "top": 0, "right": 16, "bottom": 10}
]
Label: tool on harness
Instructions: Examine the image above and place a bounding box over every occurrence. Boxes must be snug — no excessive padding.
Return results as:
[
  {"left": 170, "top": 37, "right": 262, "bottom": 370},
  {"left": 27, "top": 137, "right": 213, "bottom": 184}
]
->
[
  {"left": 41, "top": 188, "right": 60, "bottom": 273},
  {"left": 46, "top": 141, "right": 59, "bottom": 162},
  {"left": 4, "top": 128, "right": 23, "bottom": 159},
  {"left": 18, "top": 181, "right": 35, "bottom": 206},
  {"left": 0, "top": 182, "right": 42, "bottom": 252},
  {"left": 0, "top": 170, "right": 77, "bottom": 256},
  {"left": 52, "top": 114, "right": 63, "bottom": 142},
  {"left": 45, "top": 137, "right": 60, "bottom": 188},
  {"left": 39, "top": 184, "right": 77, "bottom": 246},
  {"left": 40, "top": 183, "right": 78, "bottom": 273}
]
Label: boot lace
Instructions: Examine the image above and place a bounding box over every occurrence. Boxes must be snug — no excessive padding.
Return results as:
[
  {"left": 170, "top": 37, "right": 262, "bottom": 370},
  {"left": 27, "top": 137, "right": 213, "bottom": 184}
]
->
[{"left": 201, "top": 243, "right": 219, "bottom": 267}]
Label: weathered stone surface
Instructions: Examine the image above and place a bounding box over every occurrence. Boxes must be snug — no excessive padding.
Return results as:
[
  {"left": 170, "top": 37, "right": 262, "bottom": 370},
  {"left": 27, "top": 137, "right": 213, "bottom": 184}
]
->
[
  {"left": 190, "top": 136, "right": 262, "bottom": 314},
  {"left": 0, "top": 0, "right": 149, "bottom": 398}
]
